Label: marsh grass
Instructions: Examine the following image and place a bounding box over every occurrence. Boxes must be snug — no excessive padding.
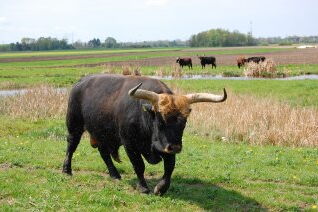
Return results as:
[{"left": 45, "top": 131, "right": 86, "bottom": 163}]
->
[
  {"left": 1, "top": 85, "right": 317, "bottom": 147},
  {"left": 0, "top": 85, "right": 68, "bottom": 120},
  {"left": 187, "top": 94, "right": 318, "bottom": 147}
]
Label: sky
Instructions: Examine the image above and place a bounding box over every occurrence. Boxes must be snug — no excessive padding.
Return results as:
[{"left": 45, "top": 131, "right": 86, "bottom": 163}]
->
[{"left": 0, "top": 0, "right": 317, "bottom": 44}]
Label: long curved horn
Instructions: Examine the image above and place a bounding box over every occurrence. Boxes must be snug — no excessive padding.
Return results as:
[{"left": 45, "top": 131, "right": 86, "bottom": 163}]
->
[
  {"left": 185, "top": 88, "right": 227, "bottom": 104},
  {"left": 128, "top": 83, "right": 159, "bottom": 103}
]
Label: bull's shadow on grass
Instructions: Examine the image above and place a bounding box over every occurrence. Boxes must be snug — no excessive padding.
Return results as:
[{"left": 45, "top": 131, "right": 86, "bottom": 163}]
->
[{"left": 129, "top": 175, "right": 267, "bottom": 211}]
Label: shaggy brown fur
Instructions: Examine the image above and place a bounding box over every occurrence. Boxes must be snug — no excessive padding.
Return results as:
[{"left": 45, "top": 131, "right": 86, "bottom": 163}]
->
[{"left": 156, "top": 94, "right": 191, "bottom": 120}]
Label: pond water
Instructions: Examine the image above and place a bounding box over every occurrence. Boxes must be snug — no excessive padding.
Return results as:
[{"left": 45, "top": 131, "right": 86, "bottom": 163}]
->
[
  {"left": 0, "top": 89, "right": 27, "bottom": 97},
  {"left": 0, "top": 75, "right": 317, "bottom": 97}
]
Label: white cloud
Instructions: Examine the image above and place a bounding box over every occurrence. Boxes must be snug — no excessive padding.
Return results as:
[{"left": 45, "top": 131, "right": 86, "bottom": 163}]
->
[{"left": 145, "top": 0, "right": 169, "bottom": 7}]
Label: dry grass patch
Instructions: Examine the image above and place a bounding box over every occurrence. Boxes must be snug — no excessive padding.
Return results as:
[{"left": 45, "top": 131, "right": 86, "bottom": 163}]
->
[
  {"left": 244, "top": 59, "right": 288, "bottom": 78},
  {"left": 1, "top": 85, "right": 318, "bottom": 147},
  {"left": 0, "top": 85, "right": 68, "bottom": 120},
  {"left": 0, "top": 81, "right": 25, "bottom": 90},
  {"left": 187, "top": 93, "right": 318, "bottom": 147}
]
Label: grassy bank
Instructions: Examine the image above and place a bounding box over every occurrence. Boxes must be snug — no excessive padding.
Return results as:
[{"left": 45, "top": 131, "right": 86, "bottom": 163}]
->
[
  {"left": 1, "top": 64, "right": 318, "bottom": 90},
  {"left": 0, "top": 116, "right": 317, "bottom": 211}
]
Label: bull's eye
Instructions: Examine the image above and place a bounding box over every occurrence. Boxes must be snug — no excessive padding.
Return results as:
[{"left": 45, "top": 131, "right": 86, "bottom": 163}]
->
[{"left": 166, "top": 115, "right": 178, "bottom": 123}]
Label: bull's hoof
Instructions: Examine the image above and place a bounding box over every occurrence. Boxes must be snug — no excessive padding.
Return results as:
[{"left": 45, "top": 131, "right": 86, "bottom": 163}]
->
[
  {"left": 136, "top": 182, "right": 150, "bottom": 194},
  {"left": 91, "top": 144, "right": 98, "bottom": 148},
  {"left": 109, "top": 173, "right": 121, "bottom": 180},
  {"left": 62, "top": 169, "right": 72, "bottom": 176},
  {"left": 154, "top": 179, "right": 170, "bottom": 196}
]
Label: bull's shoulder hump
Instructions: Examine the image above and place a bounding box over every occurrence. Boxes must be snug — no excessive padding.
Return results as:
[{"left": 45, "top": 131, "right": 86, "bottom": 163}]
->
[{"left": 124, "top": 76, "right": 173, "bottom": 94}]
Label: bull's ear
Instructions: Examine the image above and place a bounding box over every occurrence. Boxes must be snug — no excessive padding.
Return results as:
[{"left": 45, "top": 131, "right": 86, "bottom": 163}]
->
[{"left": 142, "top": 104, "right": 154, "bottom": 113}]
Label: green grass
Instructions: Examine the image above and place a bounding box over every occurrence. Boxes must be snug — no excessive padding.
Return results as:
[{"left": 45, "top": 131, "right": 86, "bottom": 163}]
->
[{"left": 0, "top": 117, "right": 317, "bottom": 210}]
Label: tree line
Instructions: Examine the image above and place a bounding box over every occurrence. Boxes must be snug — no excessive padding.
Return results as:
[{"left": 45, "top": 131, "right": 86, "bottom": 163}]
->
[
  {"left": 1, "top": 29, "right": 318, "bottom": 52},
  {"left": 189, "top": 28, "right": 256, "bottom": 47},
  {"left": 0, "top": 37, "right": 73, "bottom": 51}
]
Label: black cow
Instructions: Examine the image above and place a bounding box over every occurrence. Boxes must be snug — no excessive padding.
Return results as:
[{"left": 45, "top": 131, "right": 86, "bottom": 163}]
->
[
  {"left": 198, "top": 56, "right": 217, "bottom": 69},
  {"left": 246, "top": 56, "right": 266, "bottom": 64},
  {"left": 176, "top": 57, "right": 192, "bottom": 69},
  {"left": 62, "top": 74, "right": 227, "bottom": 195}
]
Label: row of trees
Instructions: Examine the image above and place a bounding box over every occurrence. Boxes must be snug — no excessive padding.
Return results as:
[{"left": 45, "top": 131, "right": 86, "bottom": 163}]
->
[
  {"left": 73, "top": 37, "right": 187, "bottom": 49},
  {"left": 1, "top": 30, "right": 318, "bottom": 52},
  {"left": 189, "top": 28, "right": 257, "bottom": 47},
  {"left": 0, "top": 37, "right": 73, "bottom": 51},
  {"left": 257, "top": 36, "right": 318, "bottom": 45}
]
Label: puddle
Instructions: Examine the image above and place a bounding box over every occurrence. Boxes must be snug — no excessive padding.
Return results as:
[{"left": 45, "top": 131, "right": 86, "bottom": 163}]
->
[{"left": 0, "top": 88, "right": 66, "bottom": 97}]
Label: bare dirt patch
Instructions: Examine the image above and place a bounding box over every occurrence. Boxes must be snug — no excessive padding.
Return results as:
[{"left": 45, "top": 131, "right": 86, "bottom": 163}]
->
[
  {"left": 1, "top": 48, "right": 318, "bottom": 68},
  {"left": 74, "top": 48, "right": 318, "bottom": 68}
]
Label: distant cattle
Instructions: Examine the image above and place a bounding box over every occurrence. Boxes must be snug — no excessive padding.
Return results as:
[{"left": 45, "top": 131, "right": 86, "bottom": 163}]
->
[
  {"left": 176, "top": 57, "right": 192, "bottom": 69},
  {"left": 237, "top": 56, "right": 266, "bottom": 68},
  {"left": 236, "top": 56, "right": 247, "bottom": 68},
  {"left": 246, "top": 56, "right": 266, "bottom": 64},
  {"left": 198, "top": 56, "right": 216, "bottom": 69},
  {"left": 62, "top": 74, "right": 227, "bottom": 195}
]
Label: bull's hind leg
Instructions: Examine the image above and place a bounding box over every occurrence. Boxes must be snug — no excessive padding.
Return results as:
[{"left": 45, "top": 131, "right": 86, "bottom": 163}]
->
[
  {"left": 62, "top": 131, "right": 83, "bottom": 175},
  {"left": 62, "top": 107, "right": 84, "bottom": 175},
  {"left": 98, "top": 145, "right": 121, "bottom": 179}
]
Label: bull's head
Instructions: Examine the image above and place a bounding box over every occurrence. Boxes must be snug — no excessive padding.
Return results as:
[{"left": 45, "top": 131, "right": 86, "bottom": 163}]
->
[
  {"left": 129, "top": 83, "right": 227, "bottom": 154},
  {"left": 176, "top": 57, "right": 180, "bottom": 63}
]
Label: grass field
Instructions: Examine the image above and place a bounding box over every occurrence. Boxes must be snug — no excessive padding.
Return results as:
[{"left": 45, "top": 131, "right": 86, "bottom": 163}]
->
[
  {"left": 1, "top": 117, "right": 318, "bottom": 211},
  {"left": 1, "top": 47, "right": 318, "bottom": 211}
]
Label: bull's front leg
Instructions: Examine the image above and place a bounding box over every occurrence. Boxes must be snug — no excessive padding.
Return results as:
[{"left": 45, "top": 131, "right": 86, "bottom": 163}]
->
[
  {"left": 125, "top": 147, "right": 150, "bottom": 194},
  {"left": 154, "top": 154, "right": 175, "bottom": 196}
]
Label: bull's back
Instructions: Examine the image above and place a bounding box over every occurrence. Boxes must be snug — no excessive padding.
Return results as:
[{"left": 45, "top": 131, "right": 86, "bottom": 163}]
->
[{"left": 67, "top": 74, "right": 172, "bottom": 139}]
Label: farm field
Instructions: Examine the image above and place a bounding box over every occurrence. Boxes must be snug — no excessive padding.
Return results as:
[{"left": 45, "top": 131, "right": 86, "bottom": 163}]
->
[
  {"left": 0, "top": 47, "right": 318, "bottom": 211},
  {"left": 1, "top": 46, "right": 318, "bottom": 89}
]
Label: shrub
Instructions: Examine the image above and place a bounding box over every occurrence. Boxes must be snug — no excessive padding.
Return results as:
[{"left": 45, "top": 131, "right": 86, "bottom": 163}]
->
[{"left": 244, "top": 59, "right": 280, "bottom": 78}]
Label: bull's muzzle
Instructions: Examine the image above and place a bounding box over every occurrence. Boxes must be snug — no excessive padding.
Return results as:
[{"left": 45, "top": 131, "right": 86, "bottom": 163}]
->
[{"left": 164, "top": 144, "right": 182, "bottom": 154}]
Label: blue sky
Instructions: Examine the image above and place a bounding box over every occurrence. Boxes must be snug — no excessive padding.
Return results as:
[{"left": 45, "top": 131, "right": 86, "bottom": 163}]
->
[{"left": 0, "top": 0, "right": 317, "bottom": 43}]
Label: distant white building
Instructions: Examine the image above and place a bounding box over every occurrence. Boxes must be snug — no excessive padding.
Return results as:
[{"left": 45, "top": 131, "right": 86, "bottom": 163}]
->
[{"left": 297, "top": 45, "right": 317, "bottom": 49}]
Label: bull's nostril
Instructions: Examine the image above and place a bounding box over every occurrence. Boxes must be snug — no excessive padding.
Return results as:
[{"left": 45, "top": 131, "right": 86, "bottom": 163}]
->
[{"left": 167, "top": 145, "right": 173, "bottom": 151}]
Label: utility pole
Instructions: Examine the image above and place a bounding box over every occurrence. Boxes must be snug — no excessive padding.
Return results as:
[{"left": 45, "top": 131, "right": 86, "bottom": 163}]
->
[{"left": 249, "top": 21, "right": 253, "bottom": 37}]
